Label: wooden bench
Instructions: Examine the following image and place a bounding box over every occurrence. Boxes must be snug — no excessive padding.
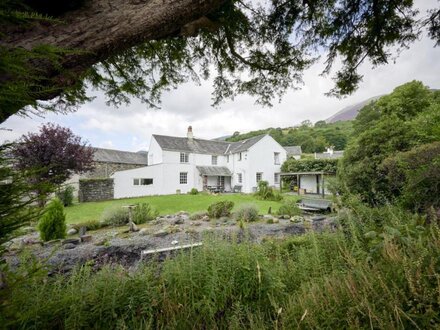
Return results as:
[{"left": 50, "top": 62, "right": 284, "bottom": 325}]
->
[{"left": 298, "top": 198, "right": 332, "bottom": 212}]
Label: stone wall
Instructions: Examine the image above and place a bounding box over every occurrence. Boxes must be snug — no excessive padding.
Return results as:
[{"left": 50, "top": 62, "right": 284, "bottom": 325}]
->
[{"left": 78, "top": 178, "right": 114, "bottom": 202}]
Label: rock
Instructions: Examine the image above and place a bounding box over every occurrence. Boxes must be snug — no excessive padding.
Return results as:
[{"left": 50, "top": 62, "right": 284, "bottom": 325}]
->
[
  {"left": 67, "top": 228, "right": 78, "bottom": 236},
  {"left": 178, "top": 211, "right": 189, "bottom": 216},
  {"left": 62, "top": 238, "right": 80, "bottom": 245},
  {"left": 78, "top": 226, "right": 87, "bottom": 236},
  {"left": 202, "top": 215, "right": 210, "bottom": 222},
  {"left": 94, "top": 238, "right": 108, "bottom": 246},
  {"left": 153, "top": 230, "right": 169, "bottom": 237},
  {"left": 263, "top": 215, "right": 274, "bottom": 220},
  {"left": 312, "top": 215, "right": 326, "bottom": 222},
  {"left": 20, "top": 237, "right": 42, "bottom": 246},
  {"left": 80, "top": 235, "right": 93, "bottom": 243},
  {"left": 192, "top": 222, "right": 202, "bottom": 226},
  {"left": 129, "top": 222, "right": 139, "bottom": 232},
  {"left": 174, "top": 216, "right": 185, "bottom": 225},
  {"left": 139, "top": 228, "right": 149, "bottom": 236},
  {"left": 44, "top": 239, "right": 61, "bottom": 246},
  {"left": 64, "top": 243, "right": 76, "bottom": 250},
  {"left": 273, "top": 218, "right": 280, "bottom": 224},
  {"left": 171, "top": 240, "right": 179, "bottom": 245},
  {"left": 290, "top": 216, "right": 304, "bottom": 223}
]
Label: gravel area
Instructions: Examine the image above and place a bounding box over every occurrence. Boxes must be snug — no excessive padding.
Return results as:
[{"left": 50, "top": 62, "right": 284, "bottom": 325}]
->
[{"left": 4, "top": 212, "right": 336, "bottom": 273}]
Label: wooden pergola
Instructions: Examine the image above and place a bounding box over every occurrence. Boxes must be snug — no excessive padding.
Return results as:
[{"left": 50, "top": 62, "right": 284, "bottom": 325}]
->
[{"left": 279, "top": 171, "right": 334, "bottom": 198}]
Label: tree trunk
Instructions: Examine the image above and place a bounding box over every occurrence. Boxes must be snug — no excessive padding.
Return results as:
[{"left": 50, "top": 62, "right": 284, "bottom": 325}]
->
[{"left": 0, "top": 0, "right": 226, "bottom": 122}]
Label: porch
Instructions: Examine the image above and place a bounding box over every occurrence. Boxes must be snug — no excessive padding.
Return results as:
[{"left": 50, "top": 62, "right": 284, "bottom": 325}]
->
[
  {"left": 196, "top": 166, "right": 232, "bottom": 193},
  {"left": 279, "top": 171, "right": 334, "bottom": 198}
]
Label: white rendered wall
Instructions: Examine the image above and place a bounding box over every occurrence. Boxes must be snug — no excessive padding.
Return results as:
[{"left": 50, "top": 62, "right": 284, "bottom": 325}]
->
[{"left": 300, "top": 175, "right": 318, "bottom": 194}]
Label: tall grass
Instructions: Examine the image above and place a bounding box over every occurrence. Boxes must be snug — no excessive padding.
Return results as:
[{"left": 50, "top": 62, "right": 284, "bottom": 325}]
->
[{"left": 2, "top": 201, "right": 440, "bottom": 329}]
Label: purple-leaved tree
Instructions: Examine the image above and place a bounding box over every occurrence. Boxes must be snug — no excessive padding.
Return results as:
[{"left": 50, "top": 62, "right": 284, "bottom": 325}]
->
[{"left": 12, "top": 123, "right": 94, "bottom": 206}]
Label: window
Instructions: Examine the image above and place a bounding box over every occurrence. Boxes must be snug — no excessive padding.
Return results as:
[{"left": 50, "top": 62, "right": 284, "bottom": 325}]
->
[
  {"left": 134, "top": 178, "right": 153, "bottom": 185},
  {"left": 140, "top": 178, "right": 153, "bottom": 185},
  {"left": 212, "top": 155, "right": 218, "bottom": 165},
  {"left": 256, "top": 172, "right": 263, "bottom": 183},
  {"left": 179, "top": 172, "right": 188, "bottom": 184},
  {"left": 274, "top": 152, "right": 280, "bottom": 165},
  {"left": 274, "top": 173, "right": 280, "bottom": 184},
  {"left": 237, "top": 173, "right": 242, "bottom": 184},
  {"left": 180, "top": 152, "right": 189, "bottom": 163},
  {"left": 238, "top": 152, "right": 242, "bottom": 161}
]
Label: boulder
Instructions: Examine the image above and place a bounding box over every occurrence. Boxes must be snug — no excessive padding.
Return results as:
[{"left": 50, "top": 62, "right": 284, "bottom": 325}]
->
[
  {"left": 290, "top": 216, "right": 304, "bottom": 223},
  {"left": 80, "top": 235, "right": 93, "bottom": 243},
  {"left": 67, "top": 228, "right": 78, "bottom": 236},
  {"left": 139, "top": 228, "right": 149, "bottom": 236},
  {"left": 62, "top": 238, "right": 80, "bottom": 245},
  {"left": 64, "top": 243, "right": 76, "bottom": 250},
  {"left": 202, "top": 215, "right": 210, "bottom": 222},
  {"left": 263, "top": 215, "right": 275, "bottom": 220},
  {"left": 171, "top": 240, "right": 179, "bottom": 245},
  {"left": 153, "top": 230, "right": 169, "bottom": 237},
  {"left": 174, "top": 216, "right": 185, "bottom": 225},
  {"left": 94, "top": 238, "right": 108, "bottom": 246},
  {"left": 129, "top": 222, "right": 139, "bottom": 232}
]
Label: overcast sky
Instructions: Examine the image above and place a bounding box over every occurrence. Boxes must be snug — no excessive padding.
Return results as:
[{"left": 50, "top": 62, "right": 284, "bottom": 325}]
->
[{"left": 1, "top": 0, "right": 439, "bottom": 151}]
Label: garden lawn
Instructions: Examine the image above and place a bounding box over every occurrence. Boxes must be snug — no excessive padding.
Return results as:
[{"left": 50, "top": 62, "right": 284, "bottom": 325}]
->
[{"left": 65, "top": 193, "right": 299, "bottom": 224}]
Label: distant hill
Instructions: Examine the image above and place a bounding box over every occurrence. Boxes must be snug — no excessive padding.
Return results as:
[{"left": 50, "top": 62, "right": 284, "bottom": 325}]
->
[{"left": 326, "top": 95, "right": 382, "bottom": 123}]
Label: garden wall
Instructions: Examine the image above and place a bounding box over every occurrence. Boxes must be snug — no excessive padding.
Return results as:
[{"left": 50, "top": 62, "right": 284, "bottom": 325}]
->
[{"left": 78, "top": 178, "right": 114, "bottom": 202}]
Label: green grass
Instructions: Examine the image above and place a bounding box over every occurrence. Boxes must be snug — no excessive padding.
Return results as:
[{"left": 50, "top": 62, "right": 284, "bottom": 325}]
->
[{"left": 65, "top": 193, "right": 299, "bottom": 224}]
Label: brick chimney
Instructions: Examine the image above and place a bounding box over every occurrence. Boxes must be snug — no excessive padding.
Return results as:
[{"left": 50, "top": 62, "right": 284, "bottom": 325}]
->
[{"left": 187, "top": 126, "right": 193, "bottom": 140}]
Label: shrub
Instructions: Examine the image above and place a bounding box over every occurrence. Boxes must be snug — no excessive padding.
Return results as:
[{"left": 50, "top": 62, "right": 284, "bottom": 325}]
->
[
  {"left": 254, "top": 180, "right": 283, "bottom": 201},
  {"left": 132, "top": 203, "right": 158, "bottom": 224},
  {"left": 190, "top": 211, "right": 208, "bottom": 220},
  {"left": 55, "top": 185, "right": 75, "bottom": 207},
  {"left": 100, "top": 207, "right": 130, "bottom": 227},
  {"left": 234, "top": 204, "right": 259, "bottom": 222},
  {"left": 189, "top": 188, "right": 199, "bottom": 195},
  {"left": 38, "top": 198, "right": 67, "bottom": 241},
  {"left": 207, "top": 200, "right": 234, "bottom": 218},
  {"left": 72, "top": 219, "right": 104, "bottom": 231},
  {"left": 277, "top": 200, "right": 301, "bottom": 217}
]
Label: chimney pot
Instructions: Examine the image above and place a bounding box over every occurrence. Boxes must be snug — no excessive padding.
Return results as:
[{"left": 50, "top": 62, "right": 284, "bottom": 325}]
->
[{"left": 187, "top": 126, "right": 193, "bottom": 139}]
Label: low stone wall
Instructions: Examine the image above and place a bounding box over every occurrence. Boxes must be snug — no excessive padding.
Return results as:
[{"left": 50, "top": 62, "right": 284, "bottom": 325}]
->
[{"left": 79, "top": 178, "right": 114, "bottom": 202}]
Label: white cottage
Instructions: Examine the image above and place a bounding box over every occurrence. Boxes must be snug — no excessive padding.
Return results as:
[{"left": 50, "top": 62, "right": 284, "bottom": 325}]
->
[{"left": 112, "top": 127, "right": 287, "bottom": 198}]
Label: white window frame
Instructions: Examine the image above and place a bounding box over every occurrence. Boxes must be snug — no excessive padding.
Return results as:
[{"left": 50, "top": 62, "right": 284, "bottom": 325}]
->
[
  {"left": 256, "top": 172, "right": 263, "bottom": 183},
  {"left": 237, "top": 173, "right": 242, "bottom": 184},
  {"left": 274, "top": 152, "right": 280, "bottom": 165},
  {"left": 180, "top": 152, "right": 189, "bottom": 163},
  {"left": 212, "top": 155, "right": 218, "bottom": 165},
  {"left": 274, "top": 173, "right": 280, "bottom": 184},
  {"left": 179, "top": 172, "right": 188, "bottom": 184}
]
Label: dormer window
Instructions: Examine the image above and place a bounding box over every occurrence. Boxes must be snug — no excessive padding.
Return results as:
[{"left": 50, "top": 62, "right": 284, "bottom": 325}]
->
[
  {"left": 212, "top": 155, "right": 218, "bottom": 165},
  {"left": 180, "top": 152, "right": 189, "bottom": 163}
]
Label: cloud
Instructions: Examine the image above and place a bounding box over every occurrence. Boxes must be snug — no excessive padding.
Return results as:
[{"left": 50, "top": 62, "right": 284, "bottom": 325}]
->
[{"left": 1, "top": 0, "right": 439, "bottom": 151}]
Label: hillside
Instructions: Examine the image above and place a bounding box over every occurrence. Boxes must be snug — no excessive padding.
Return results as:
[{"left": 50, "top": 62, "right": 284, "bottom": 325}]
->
[
  {"left": 224, "top": 121, "right": 352, "bottom": 153},
  {"left": 325, "top": 95, "right": 382, "bottom": 123}
]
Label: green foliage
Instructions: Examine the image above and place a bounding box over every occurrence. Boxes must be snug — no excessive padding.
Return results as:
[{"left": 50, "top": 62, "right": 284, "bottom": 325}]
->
[
  {"left": 234, "top": 203, "right": 259, "bottom": 222},
  {"left": 38, "top": 198, "right": 66, "bottom": 241},
  {"left": 72, "top": 219, "right": 104, "bottom": 231},
  {"left": 132, "top": 203, "right": 158, "bottom": 225},
  {"left": 55, "top": 185, "right": 75, "bottom": 207},
  {"left": 277, "top": 200, "right": 301, "bottom": 217},
  {"left": 226, "top": 121, "right": 352, "bottom": 153},
  {"left": 207, "top": 200, "right": 234, "bottom": 218},
  {"left": 3, "top": 200, "right": 440, "bottom": 328},
  {"left": 254, "top": 180, "right": 283, "bottom": 201},
  {"left": 100, "top": 207, "right": 130, "bottom": 227},
  {"left": 0, "top": 144, "right": 43, "bottom": 254},
  {"left": 340, "top": 81, "right": 440, "bottom": 207},
  {"left": 281, "top": 158, "right": 338, "bottom": 173},
  {"left": 189, "top": 188, "right": 199, "bottom": 195},
  {"left": 189, "top": 211, "right": 208, "bottom": 220}
]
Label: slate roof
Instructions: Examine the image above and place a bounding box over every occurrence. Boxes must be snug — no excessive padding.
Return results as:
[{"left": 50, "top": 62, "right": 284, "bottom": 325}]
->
[
  {"left": 196, "top": 166, "right": 232, "bottom": 176},
  {"left": 92, "top": 148, "right": 148, "bottom": 165},
  {"left": 152, "top": 134, "right": 267, "bottom": 155},
  {"left": 314, "top": 150, "right": 344, "bottom": 159},
  {"left": 284, "top": 146, "right": 302, "bottom": 156}
]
